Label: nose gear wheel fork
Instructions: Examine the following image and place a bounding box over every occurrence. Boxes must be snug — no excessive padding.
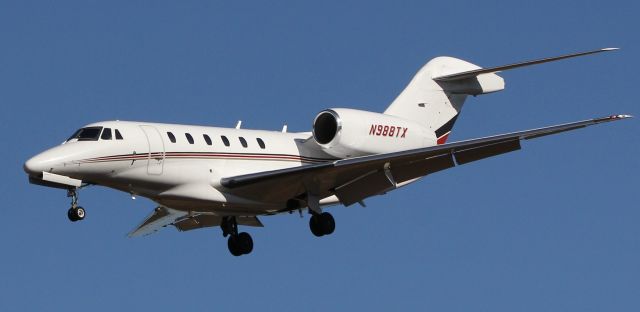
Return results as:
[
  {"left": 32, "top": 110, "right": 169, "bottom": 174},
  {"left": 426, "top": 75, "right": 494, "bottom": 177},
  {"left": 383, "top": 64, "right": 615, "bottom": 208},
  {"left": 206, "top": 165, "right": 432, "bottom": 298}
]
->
[{"left": 67, "top": 188, "right": 79, "bottom": 208}]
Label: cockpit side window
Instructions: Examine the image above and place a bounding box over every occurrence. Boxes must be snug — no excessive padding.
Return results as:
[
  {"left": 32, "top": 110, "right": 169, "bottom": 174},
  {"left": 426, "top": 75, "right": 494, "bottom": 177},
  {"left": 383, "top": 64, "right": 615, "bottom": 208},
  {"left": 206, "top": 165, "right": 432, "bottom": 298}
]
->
[
  {"left": 115, "top": 129, "right": 123, "bottom": 140},
  {"left": 101, "top": 128, "right": 112, "bottom": 140},
  {"left": 68, "top": 127, "right": 103, "bottom": 141}
]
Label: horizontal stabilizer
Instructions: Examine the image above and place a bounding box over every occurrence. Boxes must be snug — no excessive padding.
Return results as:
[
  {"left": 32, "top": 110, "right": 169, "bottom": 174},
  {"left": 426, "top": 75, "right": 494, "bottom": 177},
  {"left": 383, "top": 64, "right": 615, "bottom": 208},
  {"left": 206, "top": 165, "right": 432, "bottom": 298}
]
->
[{"left": 433, "top": 48, "right": 618, "bottom": 82}]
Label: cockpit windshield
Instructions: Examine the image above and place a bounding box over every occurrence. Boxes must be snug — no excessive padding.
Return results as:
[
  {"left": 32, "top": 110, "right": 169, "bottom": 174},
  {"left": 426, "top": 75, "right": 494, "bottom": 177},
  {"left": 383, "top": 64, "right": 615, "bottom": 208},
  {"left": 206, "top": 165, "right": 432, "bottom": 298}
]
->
[{"left": 66, "top": 126, "right": 103, "bottom": 142}]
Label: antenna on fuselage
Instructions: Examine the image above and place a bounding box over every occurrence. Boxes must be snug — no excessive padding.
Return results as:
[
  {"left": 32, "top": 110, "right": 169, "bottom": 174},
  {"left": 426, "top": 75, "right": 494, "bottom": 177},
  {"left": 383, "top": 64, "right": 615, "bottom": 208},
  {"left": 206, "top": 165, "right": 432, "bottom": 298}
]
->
[
  {"left": 235, "top": 120, "right": 242, "bottom": 129},
  {"left": 282, "top": 124, "right": 288, "bottom": 133}
]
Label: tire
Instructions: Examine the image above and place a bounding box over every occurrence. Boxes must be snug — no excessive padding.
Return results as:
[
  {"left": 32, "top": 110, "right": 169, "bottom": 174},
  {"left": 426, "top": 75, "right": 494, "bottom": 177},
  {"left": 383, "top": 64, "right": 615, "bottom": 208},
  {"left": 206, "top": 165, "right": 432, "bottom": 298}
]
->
[
  {"left": 320, "top": 212, "right": 335, "bottom": 235},
  {"left": 309, "top": 215, "right": 324, "bottom": 237},
  {"left": 227, "top": 235, "right": 243, "bottom": 256},
  {"left": 67, "top": 208, "right": 78, "bottom": 222},
  {"left": 237, "top": 232, "right": 253, "bottom": 255}
]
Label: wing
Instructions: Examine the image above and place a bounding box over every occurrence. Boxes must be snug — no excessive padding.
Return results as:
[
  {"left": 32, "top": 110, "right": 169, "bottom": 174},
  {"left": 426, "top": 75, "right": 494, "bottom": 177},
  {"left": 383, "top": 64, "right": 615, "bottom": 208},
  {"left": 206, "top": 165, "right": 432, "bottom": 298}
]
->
[
  {"left": 220, "top": 115, "right": 631, "bottom": 207},
  {"left": 128, "top": 206, "right": 263, "bottom": 237}
]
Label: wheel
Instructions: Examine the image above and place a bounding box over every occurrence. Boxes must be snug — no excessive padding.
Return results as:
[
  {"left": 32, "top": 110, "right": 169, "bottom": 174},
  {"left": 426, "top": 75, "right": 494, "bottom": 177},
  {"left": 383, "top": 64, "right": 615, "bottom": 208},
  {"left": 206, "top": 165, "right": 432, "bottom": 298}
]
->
[
  {"left": 309, "top": 214, "right": 324, "bottom": 237},
  {"left": 237, "top": 232, "right": 253, "bottom": 255},
  {"left": 67, "top": 207, "right": 78, "bottom": 222},
  {"left": 67, "top": 207, "right": 85, "bottom": 222},
  {"left": 319, "top": 212, "right": 335, "bottom": 235},
  {"left": 227, "top": 235, "right": 243, "bottom": 256},
  {"left": 75, "top": 207, "right": 86, "bottom": 221}
]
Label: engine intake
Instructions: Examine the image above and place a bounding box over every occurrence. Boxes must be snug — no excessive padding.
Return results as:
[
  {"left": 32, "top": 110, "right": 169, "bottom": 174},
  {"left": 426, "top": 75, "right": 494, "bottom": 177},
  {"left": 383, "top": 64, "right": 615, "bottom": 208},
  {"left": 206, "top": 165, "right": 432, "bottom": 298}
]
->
[{"left": 313, "top": 110, "right": 340, "bottom": 145}]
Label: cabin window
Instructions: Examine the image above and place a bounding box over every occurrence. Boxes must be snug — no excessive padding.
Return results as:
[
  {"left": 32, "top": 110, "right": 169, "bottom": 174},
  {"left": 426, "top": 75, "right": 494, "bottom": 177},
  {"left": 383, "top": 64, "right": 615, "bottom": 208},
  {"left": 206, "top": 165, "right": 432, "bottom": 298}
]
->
[
  {"left": 185, "top": 133, "right": 194, "bottom": 144},
  {"left": 221, "top": 136, "right": 230, "bottom": 147},
  {"left": 67, "top": 126, "right": 103, "bottom": 141},
  {"left": 101, "top": 128, "right": 113, "bottom": 140},
  {"left": 203, "top": 134, "right": 212, "bottom": 146},
  {"left": 239, "top": 137, "right": 248, "bottom": 148},
  {"left": 115, "top": 129, "right": 123, "bottom": 140},
  {"left": 167, "top": 132, "right": 176, "bottom": 143},
  {"left": 256, "top": 138, "right": 266, "bottom": 149}
]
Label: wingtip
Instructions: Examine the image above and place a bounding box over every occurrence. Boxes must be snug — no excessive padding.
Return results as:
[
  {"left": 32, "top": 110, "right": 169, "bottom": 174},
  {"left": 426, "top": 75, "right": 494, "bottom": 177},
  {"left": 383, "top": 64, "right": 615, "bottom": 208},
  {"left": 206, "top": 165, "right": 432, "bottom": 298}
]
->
[
  {"left": 601, "top": 47, "right": 620, "bottom": 51},
  {"left": 609, "top": 114, "right": 633, "bottom": 120},
  {"left": 594, "top": 114, "right": 632, "bottom": 123}
]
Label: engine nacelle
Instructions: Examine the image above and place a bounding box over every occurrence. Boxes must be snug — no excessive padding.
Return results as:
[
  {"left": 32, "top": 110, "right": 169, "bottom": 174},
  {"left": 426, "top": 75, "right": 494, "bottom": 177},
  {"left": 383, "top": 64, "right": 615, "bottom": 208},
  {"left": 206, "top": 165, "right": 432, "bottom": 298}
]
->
[{"left": 312, "top": 108, "right": 436, "bottom": 158}]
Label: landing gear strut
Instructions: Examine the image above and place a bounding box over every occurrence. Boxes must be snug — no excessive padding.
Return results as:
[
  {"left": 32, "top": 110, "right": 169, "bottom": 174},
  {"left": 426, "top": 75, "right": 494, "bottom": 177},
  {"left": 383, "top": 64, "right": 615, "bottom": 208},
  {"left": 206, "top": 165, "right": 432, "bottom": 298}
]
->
[
  {"left": 222, "top": 216, "right": 253, "bottom": 256},
  {"left": 309, "top": 212, "right": 335, "bottom": 237},
  {"left": 66, "top": 188, "right": 85, "bottom": 222}
]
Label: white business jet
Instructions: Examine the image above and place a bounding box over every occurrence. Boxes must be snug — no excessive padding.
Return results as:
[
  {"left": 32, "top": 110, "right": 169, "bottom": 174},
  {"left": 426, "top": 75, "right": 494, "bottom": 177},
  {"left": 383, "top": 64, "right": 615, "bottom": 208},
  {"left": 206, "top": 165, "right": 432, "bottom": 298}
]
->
[{"left": 24, "top": 48, "right": 630, "bottom": 256}]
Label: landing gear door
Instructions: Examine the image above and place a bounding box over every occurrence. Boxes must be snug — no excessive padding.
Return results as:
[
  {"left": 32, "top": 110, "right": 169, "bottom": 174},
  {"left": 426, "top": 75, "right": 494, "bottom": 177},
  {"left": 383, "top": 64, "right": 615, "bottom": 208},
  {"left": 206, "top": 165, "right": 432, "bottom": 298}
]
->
[{"left": 140, "top": 125, "right": 165, "bottom": 175}]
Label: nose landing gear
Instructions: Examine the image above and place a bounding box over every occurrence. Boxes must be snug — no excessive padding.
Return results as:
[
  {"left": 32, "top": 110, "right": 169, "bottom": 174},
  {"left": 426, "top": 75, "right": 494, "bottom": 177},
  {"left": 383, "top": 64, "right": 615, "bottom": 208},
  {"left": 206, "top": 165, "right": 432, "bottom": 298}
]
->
[{"left": 66, "top": 188, "right": 85, "bottom": 222}]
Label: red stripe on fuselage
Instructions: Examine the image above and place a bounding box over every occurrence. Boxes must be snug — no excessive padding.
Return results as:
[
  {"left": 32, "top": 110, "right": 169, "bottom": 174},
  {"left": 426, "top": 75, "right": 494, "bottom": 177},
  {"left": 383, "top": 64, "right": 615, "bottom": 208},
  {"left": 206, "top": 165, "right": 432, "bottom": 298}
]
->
[{"left": 80, "top": 152, "right": 333, "bottom": 164}]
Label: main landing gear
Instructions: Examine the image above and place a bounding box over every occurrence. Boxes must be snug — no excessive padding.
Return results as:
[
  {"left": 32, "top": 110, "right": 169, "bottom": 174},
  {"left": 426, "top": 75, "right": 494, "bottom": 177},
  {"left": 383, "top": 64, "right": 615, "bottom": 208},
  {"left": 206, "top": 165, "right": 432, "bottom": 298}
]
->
[
  {"left": 309, "top": 212, "right": 335, "bottom": 237},
  {"left": 66, "top": 188, "right": 85, "bottom": 222},
  {"left": 305, "top": 194, "right": 336, "bottom": 237},
  {"left": 222, "top": 216, "right": 253, "bottom": 256}
]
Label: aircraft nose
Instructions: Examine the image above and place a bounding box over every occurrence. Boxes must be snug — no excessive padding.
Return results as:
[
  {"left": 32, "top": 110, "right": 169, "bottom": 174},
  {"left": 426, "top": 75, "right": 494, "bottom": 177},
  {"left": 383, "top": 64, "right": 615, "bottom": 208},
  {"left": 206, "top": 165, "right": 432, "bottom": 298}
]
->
[{"left": 24, "top": 154, "right": 46, "bottom": 176}]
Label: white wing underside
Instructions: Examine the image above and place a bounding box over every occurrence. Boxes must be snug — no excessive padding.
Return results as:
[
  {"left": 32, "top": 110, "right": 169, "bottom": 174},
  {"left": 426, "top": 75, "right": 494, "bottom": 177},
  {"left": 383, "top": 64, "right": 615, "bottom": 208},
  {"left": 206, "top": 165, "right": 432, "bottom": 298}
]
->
[{"left": 128, "top": 206, "right": 263, "bottom": 237}]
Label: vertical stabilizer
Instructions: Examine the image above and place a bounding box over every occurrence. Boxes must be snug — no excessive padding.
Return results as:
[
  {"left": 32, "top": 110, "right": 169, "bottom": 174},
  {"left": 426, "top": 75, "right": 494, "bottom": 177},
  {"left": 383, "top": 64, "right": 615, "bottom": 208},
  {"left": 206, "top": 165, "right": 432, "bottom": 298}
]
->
[{"left": 384, "top": 57, "right": 504, "bottom": 144}]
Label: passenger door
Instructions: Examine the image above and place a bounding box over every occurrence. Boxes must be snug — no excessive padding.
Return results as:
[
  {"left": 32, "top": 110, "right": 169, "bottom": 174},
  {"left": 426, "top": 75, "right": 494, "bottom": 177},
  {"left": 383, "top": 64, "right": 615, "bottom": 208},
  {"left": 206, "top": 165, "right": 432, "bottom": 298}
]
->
[{"left": 140, "top": 125, "right": 165, "bottom": 175}]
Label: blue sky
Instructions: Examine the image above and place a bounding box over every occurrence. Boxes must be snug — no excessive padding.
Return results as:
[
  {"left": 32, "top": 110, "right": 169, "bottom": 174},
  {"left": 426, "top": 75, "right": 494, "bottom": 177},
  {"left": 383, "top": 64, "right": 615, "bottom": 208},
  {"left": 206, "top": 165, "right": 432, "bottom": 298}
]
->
[{"left": 1, "top": 1, "right": 638, "bottom": 311}]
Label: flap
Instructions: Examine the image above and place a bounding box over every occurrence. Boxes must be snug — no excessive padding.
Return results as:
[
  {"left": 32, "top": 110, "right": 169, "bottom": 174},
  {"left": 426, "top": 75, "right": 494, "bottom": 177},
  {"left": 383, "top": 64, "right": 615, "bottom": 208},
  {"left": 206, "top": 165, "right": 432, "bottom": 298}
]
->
[
  {"left": 454, "top": 139, "right": 521, "bottom": 165},
  {"left": 334, "top": 170, "right": 395, "bottom": 207},
  {"left": 174, "top": 215, "right": 263, "bottom": 232}
]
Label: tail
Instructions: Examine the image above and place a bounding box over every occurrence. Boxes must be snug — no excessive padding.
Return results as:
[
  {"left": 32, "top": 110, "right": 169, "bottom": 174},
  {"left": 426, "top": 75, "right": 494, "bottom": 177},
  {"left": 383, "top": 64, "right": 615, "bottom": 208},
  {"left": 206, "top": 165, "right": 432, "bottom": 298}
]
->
[{"left": 383, "top": 48, "right": 618, "bottom": 144}]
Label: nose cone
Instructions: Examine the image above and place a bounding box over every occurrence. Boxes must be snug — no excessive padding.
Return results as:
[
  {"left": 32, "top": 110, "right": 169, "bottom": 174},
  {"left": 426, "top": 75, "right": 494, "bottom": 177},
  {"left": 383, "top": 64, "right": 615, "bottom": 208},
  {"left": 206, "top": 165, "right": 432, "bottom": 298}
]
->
[
  {"left": 24, "top": 154, "right": 47, "bottom": 176},
  {"left": 25, "top": 143, "right": 88, "bottom": 177},
  {"left": 24, "top": 146, "right": 69, "bottom": 176}
]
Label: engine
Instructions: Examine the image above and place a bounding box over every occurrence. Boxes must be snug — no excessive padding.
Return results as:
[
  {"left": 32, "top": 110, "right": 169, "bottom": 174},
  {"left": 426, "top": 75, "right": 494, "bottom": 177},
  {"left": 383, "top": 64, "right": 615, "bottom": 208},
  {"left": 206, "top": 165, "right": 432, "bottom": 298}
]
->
[{"left": 312, "top": 108, "right": 435, "bottom": 158}]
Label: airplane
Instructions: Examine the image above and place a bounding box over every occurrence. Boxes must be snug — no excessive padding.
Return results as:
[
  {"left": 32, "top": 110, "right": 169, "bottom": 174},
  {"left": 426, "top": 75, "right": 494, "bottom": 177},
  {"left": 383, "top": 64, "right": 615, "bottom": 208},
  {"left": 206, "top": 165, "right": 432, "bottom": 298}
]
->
[{"left": 24, "top": 48, "right": 631, "bottom": 256}]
